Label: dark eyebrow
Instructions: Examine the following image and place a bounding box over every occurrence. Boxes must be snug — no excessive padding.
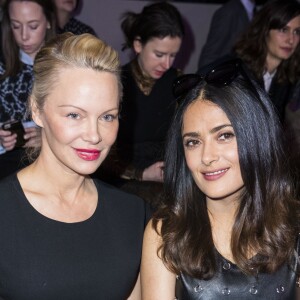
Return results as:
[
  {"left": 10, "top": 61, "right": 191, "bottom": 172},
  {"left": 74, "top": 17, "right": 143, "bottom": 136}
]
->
[
  {"left": 182, "top": 124, "right": 233, "bottom": 139},
  {"left": 210, "top": 124, "right": 233, "bottom": 134}
]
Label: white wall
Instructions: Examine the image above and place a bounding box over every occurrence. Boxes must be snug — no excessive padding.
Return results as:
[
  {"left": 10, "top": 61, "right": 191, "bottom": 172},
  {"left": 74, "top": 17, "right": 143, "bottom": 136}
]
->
[{"left": 76, "top": 1, "right": 220, "bottom": 73}]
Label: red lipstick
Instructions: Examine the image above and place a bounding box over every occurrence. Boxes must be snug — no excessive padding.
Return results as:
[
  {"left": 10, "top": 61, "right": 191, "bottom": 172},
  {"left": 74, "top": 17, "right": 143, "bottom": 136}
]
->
[{"left": 74, "top": 148, "right": 100, "bottom": 161}]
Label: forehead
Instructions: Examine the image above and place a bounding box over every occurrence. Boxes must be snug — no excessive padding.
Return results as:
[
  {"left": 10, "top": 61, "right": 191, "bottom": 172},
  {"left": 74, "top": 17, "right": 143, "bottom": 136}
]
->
[
  {"left": 182, "top": 100, "right": 230, "bottom": 131},
  {"left": 46, "top": 67, "right": 119, "bottom": 106},
  {"left": 286, "top": 15, "right": 300, "bottom": 27},
  {"left": 144, "top": 36, "right": 182, "bottom": 52},
  {"left": 9, "top": 1, "right": 45, "bottom": 20}
]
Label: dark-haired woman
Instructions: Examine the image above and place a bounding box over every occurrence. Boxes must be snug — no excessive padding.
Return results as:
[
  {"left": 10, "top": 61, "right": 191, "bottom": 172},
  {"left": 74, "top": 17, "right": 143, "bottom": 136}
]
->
[
  {"left": 141, "top": 59, "right": 299, "bottom": 299},
  {"left": 102, "top": 1, "right": 184, "bottom": 206},
  {"left": 0, "top": 0, "right": 55, "bottom": 179},
  {"left": 234, "top": 0, "right": 300, "bottom": 122},
  {"left": 53, "top": 0, "right": 96, "bottom": 35}
]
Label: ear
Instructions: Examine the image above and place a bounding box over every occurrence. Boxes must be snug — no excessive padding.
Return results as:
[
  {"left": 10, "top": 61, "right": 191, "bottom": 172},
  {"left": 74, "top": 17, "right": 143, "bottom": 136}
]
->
[
  {"left": 30, "top": 97, "right": 44, "bottom": 128},
  {"left": 133, "top": 37, "right": 143, "bottom": 54}
]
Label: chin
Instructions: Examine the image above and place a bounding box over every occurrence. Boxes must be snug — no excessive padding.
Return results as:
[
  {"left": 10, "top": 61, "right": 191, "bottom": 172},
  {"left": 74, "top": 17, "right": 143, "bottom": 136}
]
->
[{"left": 72, "top": 162, "right": 102, "bottom": 176}]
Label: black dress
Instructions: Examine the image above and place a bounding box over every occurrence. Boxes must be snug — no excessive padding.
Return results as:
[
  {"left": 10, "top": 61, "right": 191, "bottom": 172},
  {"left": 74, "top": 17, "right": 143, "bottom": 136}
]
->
[{"left": 0, "top": 174, "right": 150, "bottom": 299}]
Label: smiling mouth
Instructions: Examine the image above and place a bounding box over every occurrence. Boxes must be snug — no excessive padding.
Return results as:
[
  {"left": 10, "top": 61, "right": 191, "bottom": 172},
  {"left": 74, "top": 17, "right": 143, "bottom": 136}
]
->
[{"left": 205, "top": 169, "right": 228, "bottom": 176}]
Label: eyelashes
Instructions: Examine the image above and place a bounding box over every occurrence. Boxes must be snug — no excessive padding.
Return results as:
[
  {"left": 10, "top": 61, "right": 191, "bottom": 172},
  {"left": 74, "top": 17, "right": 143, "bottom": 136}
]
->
[{"left": 183, "top": 132, "right": 235, "bottom": 149}]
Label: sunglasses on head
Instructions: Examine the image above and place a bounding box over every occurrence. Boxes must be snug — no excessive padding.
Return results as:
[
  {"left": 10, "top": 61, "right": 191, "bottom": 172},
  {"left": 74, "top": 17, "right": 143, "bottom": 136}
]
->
[{"left": 173, "top": 59, "right": 249, "bottom": 100}]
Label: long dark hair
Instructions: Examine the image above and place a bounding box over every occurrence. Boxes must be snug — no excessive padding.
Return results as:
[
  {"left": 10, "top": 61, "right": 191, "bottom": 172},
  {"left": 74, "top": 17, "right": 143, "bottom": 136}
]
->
[
  {"left": 154, "top": 74, "right": 299, "bottom": 278},
  {"left": 1, "top": 0, "right": 56, "bottom": 78},
  {"left": 234, "top": 0, "right": 300, "bottom": 84},
  {"left": 120, "top": 1, "right": 184, "bottom": 50}
]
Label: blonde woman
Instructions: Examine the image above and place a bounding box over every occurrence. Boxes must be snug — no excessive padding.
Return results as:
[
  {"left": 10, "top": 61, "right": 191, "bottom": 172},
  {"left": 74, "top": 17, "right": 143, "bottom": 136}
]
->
[{"left": 0, "top": 33, "right": 148, "bottom": 299}]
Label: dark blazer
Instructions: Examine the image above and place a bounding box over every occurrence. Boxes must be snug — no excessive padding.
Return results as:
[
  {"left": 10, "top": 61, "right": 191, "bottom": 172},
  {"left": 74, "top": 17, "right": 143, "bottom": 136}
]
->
[
  {"left": 198, "top": 0, "right": 251, "bottom": 70},
  {"left": 197, "top": 54, "right": 293, "bottom": 123}
]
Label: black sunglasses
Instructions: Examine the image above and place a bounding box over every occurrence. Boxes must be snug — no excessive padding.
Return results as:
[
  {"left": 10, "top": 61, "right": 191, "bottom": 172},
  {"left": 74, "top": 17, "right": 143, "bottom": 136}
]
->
[{"left": 173, "top": 59, "right": 248, "bottom": 100}]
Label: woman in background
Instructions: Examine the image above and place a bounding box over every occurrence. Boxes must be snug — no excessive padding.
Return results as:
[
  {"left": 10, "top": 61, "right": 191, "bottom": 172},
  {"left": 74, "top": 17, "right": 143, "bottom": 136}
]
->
[
  {"left": 53, "top": 0, "right": 96, "bottom": 35},
  {"left": 141, "top": 59, "right": 299, "bottom": 299},
  {"left": 101, "top": 1, "right": 184, "bottom": 207},
  {"left": 234, "top": 0, "right": 300, "bottom": 122},
  {"left": 0, "top": 32, "right": 147, "bottom": 299},
  {"left": 0, "top": 0, "right": 55, "bottom": 179}
]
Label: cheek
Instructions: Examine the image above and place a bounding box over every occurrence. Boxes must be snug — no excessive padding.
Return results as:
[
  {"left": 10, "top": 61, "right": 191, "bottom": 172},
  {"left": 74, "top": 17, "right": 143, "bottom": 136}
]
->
[
  {"left": 34, "top": 28, "right": 47, "bottom": 43},
  {"left": 294, "top": 38, "right": 300, "bottom": 48},
  {"left": 45, "top": 120, "right": 78, "bottom": 144},
  {"left": 102, "top": 123, "right": 119, "bottom": 145},
  {"left": 266, "top": 34, "right": 276, "bottom": 51},
  {"left": 184, "top": 150, "right": 199, "bottom": 173},
  {"left": 12, "top": 30, "right": 21, "bottom": 42}
]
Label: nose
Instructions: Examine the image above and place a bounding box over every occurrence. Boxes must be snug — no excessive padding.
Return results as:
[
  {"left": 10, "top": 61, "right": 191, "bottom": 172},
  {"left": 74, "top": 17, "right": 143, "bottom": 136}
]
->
[
  {"left": 201, "top": 141, "right": 219, "bottom": 167},
  {"left": 83, "top": 120, "right": 102, "bottom": 144},
  {"left": 162, "top": 56, "right": 171, "bottom": 70},
  {"left": 21, "top": 26, "right": 29, "bottom": 41},
  {"left": 287, "top": 32, "right": 295, "bottom": 44}
]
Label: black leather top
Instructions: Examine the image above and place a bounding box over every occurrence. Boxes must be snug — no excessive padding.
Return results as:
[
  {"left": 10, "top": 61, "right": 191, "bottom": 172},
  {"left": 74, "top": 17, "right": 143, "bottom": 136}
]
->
[{"left": 175, "top": 247, "right": 299, "bottom": 300}]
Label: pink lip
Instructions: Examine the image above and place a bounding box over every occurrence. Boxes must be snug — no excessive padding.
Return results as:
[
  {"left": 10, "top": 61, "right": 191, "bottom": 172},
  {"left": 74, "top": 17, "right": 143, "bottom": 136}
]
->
[
  {"left": 154, "top": 70, "right": 165, "bottom": 77},
  {"left": 74, "top": 148, "right": 100, "bottom": 161},
  {"left": 202, "top": 168, "right": 229, "bottom": 181},
  {"left": 22, "top": 45, "right": 32, "bottom": 51},
  {"left": 281, "top": 47, "right": 293, "bottom": 53}
]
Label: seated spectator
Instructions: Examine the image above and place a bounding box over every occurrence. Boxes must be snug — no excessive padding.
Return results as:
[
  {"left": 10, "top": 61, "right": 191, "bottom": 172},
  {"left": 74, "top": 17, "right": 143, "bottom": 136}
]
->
[
  {"left": 99, "top": 2, "right": 184, "bottom": 208},
  {"left": 198, "top": 0, "right": 256, "bottom": 69},
  {"left": 141, "top": 59, "right": 299, "bottom": 299},
  {"left": 234, "top": 0, "right": 300, "bottom": 122},
  {"left": 0, "top": 0, "right": 55, "bottom": 179},
  {"left": 0, "top": 32, "right": 149, "bottom": 299},
  {"left": 53, "top": 0, "right": 96, "bottom": 35}
]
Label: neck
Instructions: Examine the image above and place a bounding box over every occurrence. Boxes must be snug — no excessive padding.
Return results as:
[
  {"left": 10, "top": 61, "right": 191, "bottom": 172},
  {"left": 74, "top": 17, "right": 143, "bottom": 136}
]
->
[
  {"left": 27, "top": 154, "right": 89, "bottom": 203},
  {"left": 131, "top": 58, "right": 156, "bottom": 95},
  {"left": 56, "top": 10, "right": 72, "bottom": 29},
  {"left": 206, "top": 195, "right": 239, "bottom": 228},
  {"left": 266, "top": 54, "right": 281, "bottom": 74},
  {"left": 207, "top": 197, "right": 239, "bottom": 261}
]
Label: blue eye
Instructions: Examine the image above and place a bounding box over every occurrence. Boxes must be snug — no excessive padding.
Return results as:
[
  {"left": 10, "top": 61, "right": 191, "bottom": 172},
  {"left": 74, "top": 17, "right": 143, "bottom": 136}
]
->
[
  {"left": 67, "top": 113, "right": 80, "bottom": 119},
  {"left": 102, "top": 114, "right": 117, "bottom": 122}
]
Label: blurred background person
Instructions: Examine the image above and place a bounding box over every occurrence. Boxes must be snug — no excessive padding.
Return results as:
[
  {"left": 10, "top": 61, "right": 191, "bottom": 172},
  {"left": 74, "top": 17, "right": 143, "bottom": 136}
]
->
[
  {"left": 234, "top": 0, "right": 300, "bottom": 122},
  {"left": 53, "top": 0, "right": 96, "bottom": 35},
  {"left": 99, "top": 1, "right": 184, "bottom": 208},
  {"left": 0, "top": 0, "right": 55, "bottom": 179},
  {"left": 198, "top": 0, "right": 256, "bottom": 69}
]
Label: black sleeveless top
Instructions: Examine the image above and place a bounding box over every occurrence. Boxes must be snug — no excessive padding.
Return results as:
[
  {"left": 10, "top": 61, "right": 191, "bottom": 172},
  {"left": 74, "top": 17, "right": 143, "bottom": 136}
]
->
[
  {"left": 175, "top": 246, "right": 299, "bottom": 300},
  {"left": 0, "top": 174, "right": 150, "bottom": 299}
]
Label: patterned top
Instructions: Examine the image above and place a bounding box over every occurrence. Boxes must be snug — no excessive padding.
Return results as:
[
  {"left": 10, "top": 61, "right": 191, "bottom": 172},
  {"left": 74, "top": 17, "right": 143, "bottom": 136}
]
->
[
  {"left": 0, "top": 60, "right": 33, "bottom": 123},
  {"left": 57, "top": 17, "right": 96, "bottom": 35}
]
